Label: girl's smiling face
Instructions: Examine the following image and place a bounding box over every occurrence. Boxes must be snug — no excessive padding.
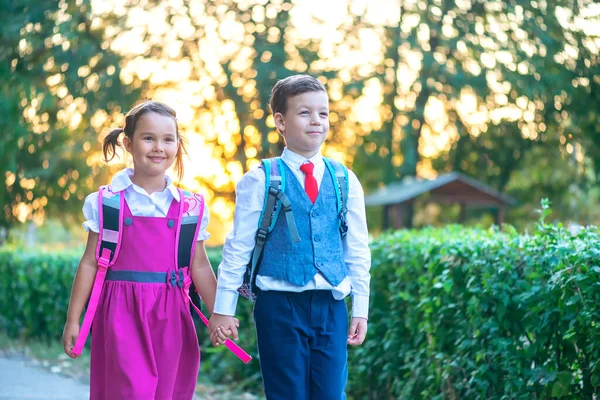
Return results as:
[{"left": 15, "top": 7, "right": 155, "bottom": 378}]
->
[{"left": 124, "top": 112, "right": 179, "bottom": 179}]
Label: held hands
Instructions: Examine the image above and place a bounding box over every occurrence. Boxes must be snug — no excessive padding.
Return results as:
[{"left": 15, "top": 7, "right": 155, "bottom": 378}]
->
[
  {"left": 347, "top": 317, "right": 368, "bottom": 346},
  {"left": 62, "top": 322, "right": 80, "bottom": 359},
  {"left": 208, "top": 313, "right": 240, "bottom": 346}
]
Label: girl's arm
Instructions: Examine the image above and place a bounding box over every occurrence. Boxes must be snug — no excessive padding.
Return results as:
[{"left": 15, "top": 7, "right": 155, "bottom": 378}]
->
[
  {"left": 191, "top": 241, "right": 240, "bottom": 345},
  {"left": 62, "top": 231, "right": 99, "bottom": 358},
  {"left": 190, "top": 240, "right": 217, "bottom": 315}
]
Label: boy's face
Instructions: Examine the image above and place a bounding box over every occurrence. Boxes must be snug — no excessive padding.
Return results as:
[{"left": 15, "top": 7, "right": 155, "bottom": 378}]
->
[{"left": 274, "top": 90, "right": 329, "bottom": 159}]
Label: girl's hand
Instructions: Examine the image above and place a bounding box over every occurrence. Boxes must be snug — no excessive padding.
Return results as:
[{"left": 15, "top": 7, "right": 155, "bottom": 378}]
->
[
  {"left": 208, "top": 313, "right": 239, "bottom": 346},
  {"left": 62, "top": 322, "right": 80, "bottom": 359},
  {"left": 210, "top": 318, "right": 241, "bottom": 346}
]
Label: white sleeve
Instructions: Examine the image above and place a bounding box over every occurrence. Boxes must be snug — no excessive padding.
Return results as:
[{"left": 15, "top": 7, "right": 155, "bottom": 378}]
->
[
  {"left": 82, "top": 192, "right": 100, "bottom": 233},
  {"left": 213, "top": 167, "right": 265, "bottom": 316},
  {"left": 343, "top": 170, "right": 371, "bottom": 319},
  {"left": 196, "top": 205, "right": 211, "bottom": 241}
]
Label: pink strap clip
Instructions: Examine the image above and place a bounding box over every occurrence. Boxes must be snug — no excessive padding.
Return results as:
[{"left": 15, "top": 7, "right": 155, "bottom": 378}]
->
[{"left": 97, "top": 248, "right": 111, "bottom": 269}]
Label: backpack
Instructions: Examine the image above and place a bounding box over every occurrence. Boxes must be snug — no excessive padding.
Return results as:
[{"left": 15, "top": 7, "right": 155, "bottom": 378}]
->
[
  {"left": 237, "top": 157, "right": 349, "bottom": 301},
  {"left": 73, "top": 185, "right": 251, "bottom": 363}
]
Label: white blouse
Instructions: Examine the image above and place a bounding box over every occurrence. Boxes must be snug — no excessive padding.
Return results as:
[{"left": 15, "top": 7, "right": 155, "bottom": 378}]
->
[{"left": 82, "top": 168, "right": 210, "bottom": 241}]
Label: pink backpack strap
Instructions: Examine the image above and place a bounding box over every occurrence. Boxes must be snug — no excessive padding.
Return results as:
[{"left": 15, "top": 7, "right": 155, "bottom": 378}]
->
[
  {"left": 95, "top": 185, "right": 124, "bottom": 264},
  {"left": 72, "top": 248, "right": 111, "bottom": 356},
  {"left": 72, "top": 185, "right": 124, "bottom": 356},
  {"left": 175, "top": 189, "right": 205, "bottom": 270}
]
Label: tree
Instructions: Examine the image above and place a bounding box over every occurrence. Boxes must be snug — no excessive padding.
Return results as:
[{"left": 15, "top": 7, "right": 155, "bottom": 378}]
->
[
  {"left": 0, "top": 0, "right": 140, "bottom": 236},
  {"left": 90, "top": 0, "right": 377, "bottom": 241},
  {"left": 356, "top": 0, "right": 598, "bottom": 227}
]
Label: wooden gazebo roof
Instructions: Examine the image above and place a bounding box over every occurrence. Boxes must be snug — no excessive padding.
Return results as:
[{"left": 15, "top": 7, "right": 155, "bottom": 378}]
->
[{"left": 365, "top": 172, "right": 517, "bottom": 228}]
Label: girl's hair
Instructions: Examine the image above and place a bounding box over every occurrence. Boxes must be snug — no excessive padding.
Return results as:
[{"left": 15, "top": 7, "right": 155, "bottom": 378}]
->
[{"left": 103, "top": 100, "right": 187, "bottom": 180}]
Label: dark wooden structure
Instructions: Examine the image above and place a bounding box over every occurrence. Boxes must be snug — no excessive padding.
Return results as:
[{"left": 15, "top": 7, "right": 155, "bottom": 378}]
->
[{"left": 364, "top": 172, "right": 517, "bottom": 229}]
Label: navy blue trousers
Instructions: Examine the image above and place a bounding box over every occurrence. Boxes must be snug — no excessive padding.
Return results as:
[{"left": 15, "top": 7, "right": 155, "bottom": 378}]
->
[{"left": 254, "top": 290, "right": 348, "bottom": 400}]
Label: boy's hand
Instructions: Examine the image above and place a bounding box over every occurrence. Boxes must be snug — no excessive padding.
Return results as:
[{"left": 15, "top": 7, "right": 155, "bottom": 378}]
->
[
  {"left": 62, "top": 322, "right": 80, "bottom": 359},
  {"left": 208, "top": 313, "right": 239, "bottom": 346},
  {"left": 347, "top": 317, "right": 368, "bottom": 346}
]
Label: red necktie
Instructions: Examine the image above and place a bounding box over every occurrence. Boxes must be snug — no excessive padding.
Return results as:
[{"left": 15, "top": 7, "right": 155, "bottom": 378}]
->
[{"left": 300, "top": 161, "right": 318, "bottom": 204}]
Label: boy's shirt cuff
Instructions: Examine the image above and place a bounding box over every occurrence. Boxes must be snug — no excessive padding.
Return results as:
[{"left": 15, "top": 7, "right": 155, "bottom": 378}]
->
[
  {"left": 213, "top": 290, "right": 239, "bottom": 317},
  {"left": 351, "top": 294, "right": 369, "bottom": 319}
]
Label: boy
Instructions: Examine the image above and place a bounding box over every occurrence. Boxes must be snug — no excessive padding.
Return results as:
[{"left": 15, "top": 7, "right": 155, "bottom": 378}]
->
[{"left": 209, "top": 74, "right": 371, "bottom": 399}]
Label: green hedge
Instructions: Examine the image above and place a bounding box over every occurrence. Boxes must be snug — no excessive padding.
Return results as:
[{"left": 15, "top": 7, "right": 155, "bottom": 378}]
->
[
  {"left": 347, "top": 207, "right": 600, "bottom": 399},
  {"left": 0, "top": 247, "right": 224, "bottom": 341},
  {"left": 2, "top": 204, "right": 600, "bottom": 398},
  {"left": 0, "top": 250, "right": 80, "bottom": 339}
]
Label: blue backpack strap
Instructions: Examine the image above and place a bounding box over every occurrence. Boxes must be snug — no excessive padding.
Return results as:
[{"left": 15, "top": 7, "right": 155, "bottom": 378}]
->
[
  {"left": 323, "top": 158, "right": 349, "bottom": 239},
  {"left": 260, "top": 158, "right": 281, "bottom": 232},
  {"left": 97, "top": 185, "right": 124, "bottom": 265},
  {"left": 238, "top": 157, "right": 300, "bottom": 301},
  {"left": 272, "top": 158, "right": 300, "bottom": 240}
]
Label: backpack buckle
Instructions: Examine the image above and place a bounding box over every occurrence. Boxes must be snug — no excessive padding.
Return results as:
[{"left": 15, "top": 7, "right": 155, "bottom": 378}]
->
[
  {"left": 98, "top": 248, "right": 112, "bottom": 270},
  {"left": 256, "top": 228, "right": 268, "bottom": 242},
  {"left": 339, "top": 208, "right": 349, "bottom": 238}
]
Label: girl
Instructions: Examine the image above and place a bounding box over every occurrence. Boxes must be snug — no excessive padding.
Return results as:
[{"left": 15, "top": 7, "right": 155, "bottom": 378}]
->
[{"left": 61, "top": 101, "right": 232, "bottom": 399}]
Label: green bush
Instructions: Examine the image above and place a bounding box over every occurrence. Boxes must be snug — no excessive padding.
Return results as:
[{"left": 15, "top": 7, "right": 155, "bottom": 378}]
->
[
  {"left": 2, "top": 202, "right": 600, "bottom": 398},
  {"left": 0, "top": 247, "right": 225, "bottom": 341},
  {"left": 0, "top": 249, "right": 80, "bottom": 339},
  {"left": 347, "top": 202, "right": 600, "bottom": 399}
]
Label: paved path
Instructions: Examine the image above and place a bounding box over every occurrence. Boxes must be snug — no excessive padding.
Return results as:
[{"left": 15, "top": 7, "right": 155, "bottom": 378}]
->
[
  {"left": 0, "top": 355, "right": 253, "bottom": 400},
  {"left": 0, "top": 356, "right": 89, "bottom": 400}
]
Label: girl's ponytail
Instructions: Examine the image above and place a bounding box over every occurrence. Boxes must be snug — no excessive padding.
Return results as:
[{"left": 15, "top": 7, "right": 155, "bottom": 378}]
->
[{"left": 103, "top": 128, "right": 125, "bottom": 162}]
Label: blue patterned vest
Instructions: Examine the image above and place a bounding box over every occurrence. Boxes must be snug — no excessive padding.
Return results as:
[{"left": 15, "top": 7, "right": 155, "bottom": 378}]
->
[{"left": 258, "top": 162, "right": 347, "bottom": 286}]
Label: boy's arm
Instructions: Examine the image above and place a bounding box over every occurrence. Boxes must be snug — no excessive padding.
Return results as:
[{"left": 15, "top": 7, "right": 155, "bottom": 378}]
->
[
  {"left": 343, "top": 170, "right": 371, "bottom": 320},
  {"left": 343, "top": 170, "right": 371, "bottom": 345},
  {"left": 209, "top": 168, "right": 265, "bottom": 343},
  {"left": 213, "top": 167, "right": 265, "bottom": 315}
]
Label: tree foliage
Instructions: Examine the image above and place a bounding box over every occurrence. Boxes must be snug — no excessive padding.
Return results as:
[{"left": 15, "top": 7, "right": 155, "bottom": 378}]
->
[
  {"left": 2, "top": 0, "right": 599, "bottom": 235},
  {"left": 1, "top": 0, "right": 141, "bottom": 234}
]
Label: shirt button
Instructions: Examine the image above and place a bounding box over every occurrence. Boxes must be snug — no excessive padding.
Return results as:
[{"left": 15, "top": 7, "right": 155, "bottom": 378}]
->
[
  {"left": 124, "top": 218, "right": 133, "bottom": 226},
  {"left": 314, "top": 235, "right": 321, "bottom": 242},
  {"left": 311, "top": 211, "right": 318, "bottom": 218}
]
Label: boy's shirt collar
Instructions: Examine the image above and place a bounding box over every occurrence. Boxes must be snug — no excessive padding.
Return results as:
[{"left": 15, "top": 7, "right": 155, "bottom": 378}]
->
[
  {"left": 109, "top": 168, "right": 180, "bottom": 201},
  {"left": 281, "top": 148, "right": 324, "bottom": 170}
]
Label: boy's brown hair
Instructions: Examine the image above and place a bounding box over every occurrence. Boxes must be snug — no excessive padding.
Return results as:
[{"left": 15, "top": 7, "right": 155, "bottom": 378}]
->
[{"left": 269, "top": 75, "right": 327, "bottom": 116}]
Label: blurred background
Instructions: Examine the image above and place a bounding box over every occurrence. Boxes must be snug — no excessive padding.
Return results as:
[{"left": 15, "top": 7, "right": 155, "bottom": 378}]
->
[
  {"left": 1, "top": 0, "right": 600, "bottom": 398},
  {"left": 3, "top": 0, "right": 599, "bottom": 247}
]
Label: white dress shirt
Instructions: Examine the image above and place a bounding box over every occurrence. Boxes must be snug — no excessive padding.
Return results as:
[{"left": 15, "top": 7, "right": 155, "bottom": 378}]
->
[
  {"left": 214, "top": 148, "right": 371, "bottom": 318},
  {"left": 82, "top": 168, "right": 210, "bottom": 241}
]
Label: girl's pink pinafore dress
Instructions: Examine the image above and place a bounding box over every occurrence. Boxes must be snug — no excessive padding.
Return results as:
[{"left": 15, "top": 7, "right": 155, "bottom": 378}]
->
[{"left": 90, "top": 197, "right": 200, "bottom": 400}]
